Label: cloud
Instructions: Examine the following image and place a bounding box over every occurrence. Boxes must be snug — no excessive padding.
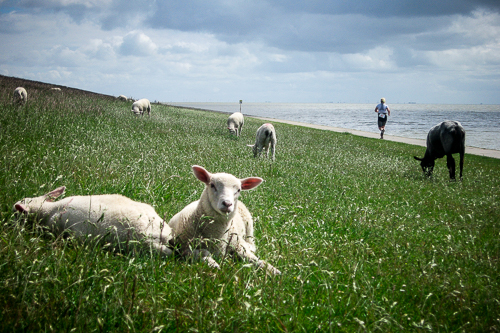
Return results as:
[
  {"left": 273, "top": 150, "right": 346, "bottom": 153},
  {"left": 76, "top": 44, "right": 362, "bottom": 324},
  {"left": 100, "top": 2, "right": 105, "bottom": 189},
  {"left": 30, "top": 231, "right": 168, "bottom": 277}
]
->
[
  {"left": 118, "top": 31, "right": 158, "bottom": 56},
  {"left": 0, "top": 0, "right": 499, "bottom": 103}
]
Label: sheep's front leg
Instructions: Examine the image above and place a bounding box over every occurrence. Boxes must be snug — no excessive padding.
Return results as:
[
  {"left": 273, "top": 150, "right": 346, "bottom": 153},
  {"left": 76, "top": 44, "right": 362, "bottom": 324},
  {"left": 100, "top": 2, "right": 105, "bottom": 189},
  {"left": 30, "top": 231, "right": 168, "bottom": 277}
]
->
[
  {"left": 149, "top": 242, "right": 174, "bottom": 257},
  {"left": 192, "top": 249, "right": 221, "bottom": 269},
  {"left": 234, "top": 241, "right": 281, "bottom": 275},
  {"left": 255, "top": 260, "right": 282, "bottom": 275}
]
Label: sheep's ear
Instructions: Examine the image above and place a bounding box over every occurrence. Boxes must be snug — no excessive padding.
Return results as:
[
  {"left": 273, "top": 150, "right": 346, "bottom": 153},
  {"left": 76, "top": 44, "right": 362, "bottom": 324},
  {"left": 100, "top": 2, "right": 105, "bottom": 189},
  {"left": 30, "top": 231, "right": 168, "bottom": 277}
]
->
[
  {"left": 15, "top": 203, "right": 28, "bottom": 214},
  {"left": 414, "top": 156, "right": 423, "bottom": 161},
  {"left": 45, "top": 186, "right": 66, "bottom": 202},
  {"left": 192, "top": 165, "right": 211, "bottom": 184},
  {"left": 240, "top": 177, "right": 263, "bottom": 190}
]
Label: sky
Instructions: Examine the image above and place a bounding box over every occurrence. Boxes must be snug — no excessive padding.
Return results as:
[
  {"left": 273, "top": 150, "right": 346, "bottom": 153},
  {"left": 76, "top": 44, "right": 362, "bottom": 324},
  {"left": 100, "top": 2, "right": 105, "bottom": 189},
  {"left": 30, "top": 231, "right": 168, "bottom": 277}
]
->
[{"left": 1, "top": 0, "right": 499, "bottom": 104}]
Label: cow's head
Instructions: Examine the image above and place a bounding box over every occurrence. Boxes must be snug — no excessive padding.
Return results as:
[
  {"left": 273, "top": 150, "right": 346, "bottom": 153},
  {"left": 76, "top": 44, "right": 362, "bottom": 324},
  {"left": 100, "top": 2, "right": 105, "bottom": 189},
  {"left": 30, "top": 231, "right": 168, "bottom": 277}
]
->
[{"left": 414, "top": 156, "right": 434, "bottom": 177}]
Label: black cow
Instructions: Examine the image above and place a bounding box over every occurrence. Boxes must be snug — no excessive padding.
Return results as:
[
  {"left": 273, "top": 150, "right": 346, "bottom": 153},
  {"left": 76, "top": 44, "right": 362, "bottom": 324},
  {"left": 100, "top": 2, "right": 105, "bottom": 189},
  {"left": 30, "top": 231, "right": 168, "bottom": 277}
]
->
[{"left": 414, "top": 121, "right": 465, "bottom": 180}]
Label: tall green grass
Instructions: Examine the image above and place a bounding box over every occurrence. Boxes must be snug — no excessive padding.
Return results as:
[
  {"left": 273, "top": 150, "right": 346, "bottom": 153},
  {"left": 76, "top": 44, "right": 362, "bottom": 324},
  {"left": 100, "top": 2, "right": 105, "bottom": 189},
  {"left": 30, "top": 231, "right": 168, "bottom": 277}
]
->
[{"left": 0, "top": 76, "right": 499, "bottom": 332}]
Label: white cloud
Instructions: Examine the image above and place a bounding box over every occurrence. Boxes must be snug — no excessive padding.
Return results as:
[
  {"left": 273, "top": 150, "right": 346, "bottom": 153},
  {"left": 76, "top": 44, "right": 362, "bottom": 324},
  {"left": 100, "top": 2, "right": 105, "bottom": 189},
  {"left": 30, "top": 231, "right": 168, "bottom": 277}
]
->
[
  {"left": 119, "top": 31, "right": 158, "bottom": 56},
  {"left": 0, "top": 1, "right": 499, "bottom": 103}
]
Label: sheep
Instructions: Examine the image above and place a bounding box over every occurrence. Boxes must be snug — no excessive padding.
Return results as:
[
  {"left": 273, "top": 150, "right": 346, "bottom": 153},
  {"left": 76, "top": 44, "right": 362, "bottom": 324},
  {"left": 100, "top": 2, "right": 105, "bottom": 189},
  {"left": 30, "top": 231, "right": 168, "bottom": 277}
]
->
[
  {"left": 227, "top": 112, "right": 244, "bottom": 136},
  {"left": 414, "top": 120, "right": 466, "bottom": 180},
  {"left": 247, "top": 123, "right": 277, "bottom": 160},
  {"left": 118, "top": 95, "right": 128, "bottom": 101},
  {"left": 168, "top": 165, "right": 281, "bottom": 275},
  {"left": 13, "top": 87, "right": 27, "bottom": 104},
  {"left": 13, "top": 186, "right": 173, "bottom": 256},
  {"left": 50, "top": 87, "right": 62, "bottom": 91},
  {"left": 131, "top": 98, "right": 151, "bottom": 116}
]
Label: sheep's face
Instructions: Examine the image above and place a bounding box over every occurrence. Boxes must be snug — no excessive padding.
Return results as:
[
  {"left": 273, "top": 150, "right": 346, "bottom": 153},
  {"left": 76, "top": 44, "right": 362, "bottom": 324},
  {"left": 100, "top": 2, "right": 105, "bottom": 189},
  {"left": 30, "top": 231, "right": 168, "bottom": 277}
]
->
[
  {"left": 192, "top": 165, "right": 263, "bottom": 216},
  {"left": 227, "top": 126, "right": 237, "bottom": 135},
  {"left": 13, "top": 186, "right": 66, "bottom": 215},
  {"left": 208, "top": 175, "right": 241, "bottom": 214},
  {"left": 13, "top": 196, "right": 40, "bottom": 214},
  {"left": 132, "top": 106, "right": 142, "bottom": 115}
]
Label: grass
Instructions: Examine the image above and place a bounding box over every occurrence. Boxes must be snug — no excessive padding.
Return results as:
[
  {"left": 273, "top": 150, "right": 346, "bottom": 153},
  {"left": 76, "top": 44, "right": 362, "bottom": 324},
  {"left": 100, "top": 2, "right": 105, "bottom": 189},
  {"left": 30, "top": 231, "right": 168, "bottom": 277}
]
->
[{"left": 0, "top": 75, "right": 499, "bottom": 332}]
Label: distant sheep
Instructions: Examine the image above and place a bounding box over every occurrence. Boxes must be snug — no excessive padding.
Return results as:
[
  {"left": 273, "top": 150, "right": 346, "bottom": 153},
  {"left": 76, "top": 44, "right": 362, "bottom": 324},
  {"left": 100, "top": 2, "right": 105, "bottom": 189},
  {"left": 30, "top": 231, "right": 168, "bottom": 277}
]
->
[
  {"left": 13, "top": 186, "right": 173, "bottom": 256},
  {"left": 247, "top": 123, "right": 276, "bottom": 160},
  {"left": 414, "top": 120, "right": 466, "bottom": 180},
  {"left": 131, "top": 98, "right": 151, "bottom": 116},
  {"left": 50, "top": 87, "right": 62, "bottom": 91},
  {"left": 118, "top": 95, "right": 128, "bottom": 101},
  {"left": 168, "top": 165, "right": 281, "bottom": 275},
  {"left": 13, "top": 87, "right": 27, "bottom": 104},
  {"left": 227, "top": 112, "right": 244, "bottom": 136}
]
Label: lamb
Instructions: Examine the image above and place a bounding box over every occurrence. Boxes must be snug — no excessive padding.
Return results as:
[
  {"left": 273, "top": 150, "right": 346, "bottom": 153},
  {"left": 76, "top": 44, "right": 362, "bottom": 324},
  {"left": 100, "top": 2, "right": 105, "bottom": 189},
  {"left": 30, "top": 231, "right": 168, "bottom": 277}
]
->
[
  {"left": 118, "top": 95, "right": 128, "bottom": 101},
  {"left": 414, "top": 120, "right": 466, "bottom": 180},
  {"left": 168, "top": 165, "right": 281, "bottom": 275},
  {"left": 13, "top": 186, "right": 173, "bottom": 256},
  {"left": 131, "top": 98, "right": 151, "bottom": 116},
  {"left": 227, "top": 112, "right": 244, "bottom": 136},
  {"left": 247, "top": 123, "right": 277, "bottom": 160},
  {"left": 13, "top": 87, "right": 27, "bottom": 104}
]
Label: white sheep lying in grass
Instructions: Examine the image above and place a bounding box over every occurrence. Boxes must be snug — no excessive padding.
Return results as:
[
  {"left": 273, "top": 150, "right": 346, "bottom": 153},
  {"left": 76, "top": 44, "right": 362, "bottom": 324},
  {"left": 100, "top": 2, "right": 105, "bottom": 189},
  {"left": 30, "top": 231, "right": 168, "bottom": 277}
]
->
[
  {"left": 227, "top": 112, "right": 244, "bottom": 136},
  {"left": 13, "top": 87, "right": 27, "bottom": 104},
  {"left": 131, "top": 98, "right": 151, "bottom": 116},
  {"left": 118, "top": 95, "right": 128, "bottom": 101},
  {"left": 168, "top": 165, "right": 281, "bottom": 275},
  {"left": 247, "top": 123, "right": 277, "bottom": 160},
  {"left": 50, "top": 87, "right": 61, "bottom": 91},
  {"left": 13, "top": 186, "right": 173, "bottom": 256}
]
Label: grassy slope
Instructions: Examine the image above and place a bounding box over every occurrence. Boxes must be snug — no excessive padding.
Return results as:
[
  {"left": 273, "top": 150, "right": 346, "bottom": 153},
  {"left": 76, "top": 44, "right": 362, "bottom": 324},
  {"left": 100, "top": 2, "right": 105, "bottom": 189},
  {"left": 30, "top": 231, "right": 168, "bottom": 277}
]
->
[{"left": 0, "top": 76, "right": 499, "bottom": 332}]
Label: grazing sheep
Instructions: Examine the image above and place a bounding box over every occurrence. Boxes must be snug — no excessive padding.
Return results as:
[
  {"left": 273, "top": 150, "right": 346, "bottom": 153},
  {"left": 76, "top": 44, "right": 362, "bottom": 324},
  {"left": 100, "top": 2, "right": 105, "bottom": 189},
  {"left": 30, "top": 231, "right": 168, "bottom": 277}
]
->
[
  {"left": 227, "top": 112, "right": 244, "bottom": 136},
  {"left": 13, "top": 87, "right": 27, "bottom": 104},
  {"left": 118, "top": 95, "right": 128, "bottom": 101},
  {"left": 414, "top": 120, "right": 466, "bottom": 180},
  {"left": 50, "top": 87, "right": 62, "bottom": 91},
  {"left": 131, "top": 98, "right": 151, "bottom": 116},
  {"left": 168, "top": 165, "right": 281, "bottom": 275},
  {"left": 247, "top": 123, "right": 277, "bottom": 160},
  {"left": 13, "top": 186, "right": 173, "bottom": 256}
]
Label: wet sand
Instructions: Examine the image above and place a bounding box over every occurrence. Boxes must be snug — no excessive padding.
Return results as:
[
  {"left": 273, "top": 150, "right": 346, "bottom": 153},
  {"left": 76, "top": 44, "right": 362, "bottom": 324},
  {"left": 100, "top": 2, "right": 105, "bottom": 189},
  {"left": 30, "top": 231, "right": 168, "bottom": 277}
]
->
[{"left": 251, "top": 116, "right": 500, "bottom": 159}]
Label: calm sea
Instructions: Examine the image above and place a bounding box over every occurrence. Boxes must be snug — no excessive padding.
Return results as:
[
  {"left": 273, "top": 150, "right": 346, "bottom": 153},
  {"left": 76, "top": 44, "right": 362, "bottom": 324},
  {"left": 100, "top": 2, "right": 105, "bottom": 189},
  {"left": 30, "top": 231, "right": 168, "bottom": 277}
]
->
[{"left": 169, "top": 102, "right": 500, "bottom": 151}]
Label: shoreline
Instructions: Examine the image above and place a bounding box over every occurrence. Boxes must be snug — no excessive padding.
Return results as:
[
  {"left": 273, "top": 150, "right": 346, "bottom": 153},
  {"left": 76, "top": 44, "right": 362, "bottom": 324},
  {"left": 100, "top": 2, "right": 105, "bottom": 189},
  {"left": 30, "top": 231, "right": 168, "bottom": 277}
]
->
[{"left": 166, "top": 104, "right": 500, "bottom": 159}]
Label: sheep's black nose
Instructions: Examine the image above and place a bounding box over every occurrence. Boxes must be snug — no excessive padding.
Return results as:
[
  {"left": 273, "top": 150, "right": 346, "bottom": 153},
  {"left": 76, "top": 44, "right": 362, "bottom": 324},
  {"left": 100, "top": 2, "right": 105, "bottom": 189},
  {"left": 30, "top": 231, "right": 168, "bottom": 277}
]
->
[{"left": 222, "top": 200, "right": 233, "bottom": 208}]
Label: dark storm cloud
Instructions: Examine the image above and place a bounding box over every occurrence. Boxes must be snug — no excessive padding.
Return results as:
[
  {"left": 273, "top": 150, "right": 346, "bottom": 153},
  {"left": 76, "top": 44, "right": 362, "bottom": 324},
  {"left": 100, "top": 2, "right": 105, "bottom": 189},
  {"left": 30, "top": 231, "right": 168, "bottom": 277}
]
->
[
  {"left": 272, "top": 0, "right": 500, "bottom": 17},
  {"left": 144, "top": 0, "right": 498, "bottom": 54}
]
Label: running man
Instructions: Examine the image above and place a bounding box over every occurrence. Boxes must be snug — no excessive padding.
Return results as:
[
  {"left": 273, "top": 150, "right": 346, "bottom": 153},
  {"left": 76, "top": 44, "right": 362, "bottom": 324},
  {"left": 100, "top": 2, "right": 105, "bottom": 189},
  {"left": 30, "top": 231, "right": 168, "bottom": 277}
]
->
[{"left": 375, "top": 98, "right": 391, "bottom": 139}]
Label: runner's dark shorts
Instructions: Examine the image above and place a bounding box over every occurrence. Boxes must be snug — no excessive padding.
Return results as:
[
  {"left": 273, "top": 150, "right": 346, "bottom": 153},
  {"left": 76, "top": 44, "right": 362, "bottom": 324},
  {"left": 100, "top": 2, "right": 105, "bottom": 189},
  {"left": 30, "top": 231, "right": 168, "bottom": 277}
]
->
[{"left": 378, "top": 115, "right": 387, "bottom": 127}]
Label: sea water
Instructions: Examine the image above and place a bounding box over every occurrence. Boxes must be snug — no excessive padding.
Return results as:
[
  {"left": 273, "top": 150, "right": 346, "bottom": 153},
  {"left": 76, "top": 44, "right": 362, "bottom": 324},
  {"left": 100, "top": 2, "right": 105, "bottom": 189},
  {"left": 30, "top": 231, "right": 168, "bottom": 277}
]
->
[{"left": 168, "top": 102, "right": 500, "bottom": 151}]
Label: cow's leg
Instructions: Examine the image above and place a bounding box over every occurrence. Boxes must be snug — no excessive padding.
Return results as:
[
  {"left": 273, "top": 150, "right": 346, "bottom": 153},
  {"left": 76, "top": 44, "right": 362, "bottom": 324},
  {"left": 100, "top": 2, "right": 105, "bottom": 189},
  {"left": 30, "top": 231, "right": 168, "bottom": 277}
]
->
[
  {"left": 447, "top": 154, "right": 456, "bottom": 180},
  {"left": 459, "top": 152, "right": 464, "bottom": 180}
]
